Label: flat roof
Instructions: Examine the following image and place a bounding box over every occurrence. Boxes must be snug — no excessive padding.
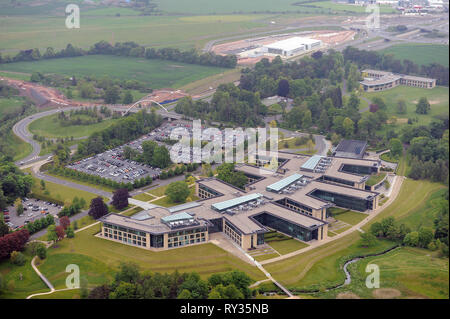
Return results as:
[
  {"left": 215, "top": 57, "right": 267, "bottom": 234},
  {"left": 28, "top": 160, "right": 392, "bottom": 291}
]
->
[
  {"left": 161, "top": 212, "right": 194, "bottom": 223},
  {"left": 301, "top": 155, "right": 324, "bottom": 171},
  {"left": 211, "top": 193, "right": 263, "bottom": 211},
  {"left": 266, "top": 173, "right": 303, "bottom": 192},
  {"left": 264, "top": 37, "right": 320, "bottom": 51}
]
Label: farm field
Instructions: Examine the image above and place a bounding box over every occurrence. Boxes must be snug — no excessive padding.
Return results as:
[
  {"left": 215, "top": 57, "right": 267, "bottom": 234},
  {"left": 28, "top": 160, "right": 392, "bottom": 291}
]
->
[
  {"left": 0, "top": 55, "right": 229, "bottom": 89},
  {"left": 0, "top": 13, "right": 271, "bottom": 52},
  {"left": 381, "top": 43, "right": 449, "bottom": 67},
  {"left": 36, "top": 224, "right": 266, "bottom": 287},
  {"left": 311, "top": 1, "right": 396, "bottom": 14}
]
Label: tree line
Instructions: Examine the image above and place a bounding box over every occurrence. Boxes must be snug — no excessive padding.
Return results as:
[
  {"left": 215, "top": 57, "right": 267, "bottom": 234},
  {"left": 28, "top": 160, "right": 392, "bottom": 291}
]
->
[
  {"left": 76, "top": 109, "right": 163, "bottom": 158},
  {"left": 343, "top": 46, "right": 449, "bottom": 86},
  {"left": 87, "top": 262, "right": 253, "bottom": 299},
  {"left": 0, "top": 156, "right": 34, "bottom": 210},
  {"left": 175, "top": 83, "right": 267, "bottom": 126},
  {"left": 0, "top": 41, "right": 237, "bottom": 69}
]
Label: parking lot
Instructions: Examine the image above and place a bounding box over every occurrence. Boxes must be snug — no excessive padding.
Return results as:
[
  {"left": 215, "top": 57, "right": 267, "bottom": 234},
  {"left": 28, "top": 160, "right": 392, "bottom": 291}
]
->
[
  {"left": 66, "top": 120, "right": 249, "bottom": 183},
  {"left": 2, "top": 198, "right": 61, "bottom": 231}
]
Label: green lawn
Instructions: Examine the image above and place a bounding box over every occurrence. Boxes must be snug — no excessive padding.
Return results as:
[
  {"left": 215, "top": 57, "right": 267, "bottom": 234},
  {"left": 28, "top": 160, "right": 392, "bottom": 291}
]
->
[
  {"left": 29, "top": 174, "right": 101, "bottom": 205},
  {"left": 361, "top": 86, "right": 449, "bottom": 131},
  {"left": 29, "top": 113, "right": 118, "bottom": 139},
  {"left": 1, "top": 55, "right": 229, "bottom": 89},
  {"left": 0, "top": 96, "right": 24, "bottom": 118},
  {"left": 329, "top": 208, "right": 367, "bottom": 226},
  {"left": 132, "top": 192, "right": 156, "bottom": 202},
  {"left": 46, "top": 171, "right": 115, "bottom": 193},
  {"left": 264, "top": 231, "right": 309, "bottom": 255},
  {"left": 381, "top": 43, "right": 449, "bottom": 67},
  {"left": 0, "top": 70, "right": 31, "bottom": 81},
  {"left": 366, "top": 172, "right": 387, "bottom": 187},
  {"left": 361, "top": 179, "right": 446, "bottom": 231},
  {"left": 30, "top": 289, "right": 81, "bottom": 299},
  {"left": 36, "top": 224, "right": 265, "bottom": 287},
  {"left": 0, "top": 247, "right": 49, "bottom": 299}
]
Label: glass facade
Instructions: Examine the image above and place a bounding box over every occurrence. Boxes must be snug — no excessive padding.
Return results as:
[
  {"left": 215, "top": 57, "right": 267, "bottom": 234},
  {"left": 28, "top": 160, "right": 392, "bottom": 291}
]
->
[
  {"left": 224, "top": 220, "right": 242, "bottom": 246},
  {"left": 310, "top": 189, "right": 373, "bottom": 211},
  {"left": 340, "top": 164, "right": 377, "bottom": 175},
  {"left": 167, "top": 227, "right": 206, "bottom": 248},
  {"left": 252, "top": 213, "right": 316, "bottom": 242},
  {"left": 150, "top": 234, "right": 164, "bottom": 248},
  {"left": 322, "top": 175, "right": 355, "bottom": 187},
  {"left": 103, "top": 223, "right": 147, "bottom": 247},
  {"left": 209, "top": 218, "right": 223, "bottom": 233}
]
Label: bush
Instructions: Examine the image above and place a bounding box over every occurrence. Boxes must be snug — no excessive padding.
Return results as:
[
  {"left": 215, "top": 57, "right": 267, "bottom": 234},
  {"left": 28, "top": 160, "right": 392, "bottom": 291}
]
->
[
  {"left": 10, "top": 251, "right": 25, "bottom": 266},
  {"left": 36, "top": 246, "right": 47, "bottom": 259},
  {"left": 66, "top": 227, "right": 75, "bottom": 238}
]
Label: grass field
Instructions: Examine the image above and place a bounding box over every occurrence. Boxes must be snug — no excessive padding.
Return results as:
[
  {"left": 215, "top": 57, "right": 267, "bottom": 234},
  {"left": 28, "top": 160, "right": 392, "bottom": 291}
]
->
[
  {"left": 36, "top": 224, "right": 265, "bottom": 288},
  {"left": 132, "top": 192, "right": 156, "bottom": 202},
  {"left": 29, "top": 173, "right": 102, "bottom": 205},
  {"left": 1, "top": 55, "right": 228, "bottom": 89},
  {"left": 0, "top": 246, "right": 49, "bottom": 299},
  {"left": 45, "top": 171, "right": 115, "bottom": 193},
  {"left": 366, "top": 172, "right": 386, "bottom": 187},
  {"left": 330, "top": 208, "right": 368, "bottom": 226},
  {"left": 361, "top": 86, "right": 449, "bottom": 131},
  {"left": 311, "top": 1, "right": 396, "bottom": 13},
  {"left": 264, "top": 232, "right": 309, "bottom": 255},
  {"left": 381, "top": 43, "right": 449, "bottom": 67},
  {"left": 29, "top": 113, "right": 118, "bottom": 138}
]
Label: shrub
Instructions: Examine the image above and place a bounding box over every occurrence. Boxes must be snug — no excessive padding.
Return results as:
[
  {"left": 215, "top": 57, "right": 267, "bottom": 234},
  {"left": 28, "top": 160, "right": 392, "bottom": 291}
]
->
[{"left": 10, "top": 251, "right": 25, "bottom": 266}]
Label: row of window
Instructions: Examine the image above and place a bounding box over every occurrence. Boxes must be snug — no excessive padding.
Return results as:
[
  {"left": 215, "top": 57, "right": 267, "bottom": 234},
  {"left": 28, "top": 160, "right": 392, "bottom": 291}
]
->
[
  {"left": 168, "top": 237, "right": 205, "bottom": 248},
  {"left": 168, "top": 227, "right": 207, "bottom": 237},
  {"left": 103, "top": 223, "right": 146, "bottom": 237},
  {"left": 104, "top": 233, "right": 146, "bottom": 247},
  {"left": 224, "top": 221, "right": 242, "bottom": 246},
  {"left": 168, "top": 232, "right": 205, "bottom": 244}
]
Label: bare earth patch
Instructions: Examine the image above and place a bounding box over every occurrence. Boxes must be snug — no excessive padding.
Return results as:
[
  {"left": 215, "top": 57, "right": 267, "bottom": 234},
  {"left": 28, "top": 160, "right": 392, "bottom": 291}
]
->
[
  {"left": 372, "top": 288, "right": 401, "bottom": 299},
  {"left": 336, "top": 292, "right": 361, "bottom": 299}
]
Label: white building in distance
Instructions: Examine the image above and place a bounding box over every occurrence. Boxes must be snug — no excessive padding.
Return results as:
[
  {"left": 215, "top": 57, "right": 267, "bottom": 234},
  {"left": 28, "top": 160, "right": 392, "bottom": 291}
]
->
[{"left": 262, "top": 37, "right": 322, "bottom": 57}]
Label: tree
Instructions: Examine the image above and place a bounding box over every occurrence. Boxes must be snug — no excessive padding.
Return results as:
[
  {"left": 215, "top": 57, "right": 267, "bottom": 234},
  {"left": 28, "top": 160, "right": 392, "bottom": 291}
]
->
[
  {"left": 418, "top": 227, "right": 434, "bottom": 248},
  {"left": 389, "top": 138, "right": 403, "bottom": 158},
  {"left": 55, "top": 225, "right": 65, "bottom": 241},
  {"left": 88, "top": 197, "right": 109, "bottom": 219},
  {"left": 46, "top": 225, "right": 58, "bottom": 243},
  {"left": 0, "top": 220, "right": 9, "bottom": 237},
  {"left": 36, "top": 245, "right": 47, "bottom": 259},
  {"left": 112, "top": 188, "right": 129, "bottom": 210},
  {"left": 66, "top": 227, "right": 75, "bottom": 238},
  {"left": 342, "top": 117, "right": 354, "bottom": 137},
  {"left": 10, "top": 251, "right": 25, "bottom": 266},
  {"left": 396, "top": 99, "right": 407, "bottom": 114},
  {"left": 177, "top": 289, "right": 193, "bottom": 299},
  {"left": 416, "top": 97, "right": 431, "bottom": 114},
  {"left": 104, "top": 85, "right": 120, "bottom": 104},
  {"left": 59, "top": 216, "right": 70, "bottom": 230},
  {"left": 165, "top": 181, "right": 190, "bottom": 203},
  {"left": 277, "top": 79, "right": 289, "bottom": 97},
  {"left": 403, "top": 231, "right": 419, "bottom": 246},
  {"left": 40, "top": 179, "right": 46, "bottom": 190},
  {"left": 122, "top": 91, "right": 133, "bottom": 104}
]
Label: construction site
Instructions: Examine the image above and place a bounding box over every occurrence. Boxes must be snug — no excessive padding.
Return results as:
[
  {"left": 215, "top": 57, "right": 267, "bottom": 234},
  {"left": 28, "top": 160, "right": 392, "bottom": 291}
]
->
[{"left": 211, "top": 30, "right": 356, "bottom": 65}]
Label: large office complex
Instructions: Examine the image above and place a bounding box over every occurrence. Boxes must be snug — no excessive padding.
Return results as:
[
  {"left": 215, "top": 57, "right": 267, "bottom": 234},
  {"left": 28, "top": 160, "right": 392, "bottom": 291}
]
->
[
  {"left": 360, "top": 69, "right": 436, "bottom": 92},
  {"left": 99, "top": 149, "right": 383, "bottom": 252}
]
